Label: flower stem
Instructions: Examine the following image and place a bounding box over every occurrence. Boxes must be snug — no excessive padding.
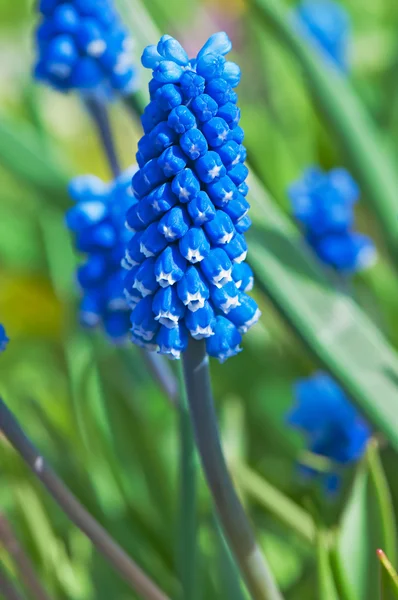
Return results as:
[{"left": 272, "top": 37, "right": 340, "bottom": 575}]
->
[
  {"left": 175, "top": 362, "right": 198, "bottom": 600},
  {"left": 84, "top": 96, "right": 121, "bottom": 178},
  {"left": 0, "top": 515, "right": 51, "bottom": 600},
  {"left": 182, "top": 339, "right": 283, "bottom": 600},
  {"left": 0, "top": 397, "right": 170, "bottom": 600},
  {"left": 0, "top": 563, "right": 24, "bottom": 600}
]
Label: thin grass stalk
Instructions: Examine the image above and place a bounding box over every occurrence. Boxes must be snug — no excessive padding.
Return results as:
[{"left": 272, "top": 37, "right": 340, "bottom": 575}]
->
[
  {"left": 0, "top": 398, "right": 170, "bottom": 600},
  {"left": 0, "top": 515, "right": 51, "bottom": 600},
  {"left": 182, "top": 339, "right": 283, "bottom": 600}
]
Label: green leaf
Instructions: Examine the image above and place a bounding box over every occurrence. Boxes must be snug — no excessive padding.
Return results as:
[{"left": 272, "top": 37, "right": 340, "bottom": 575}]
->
[
  {"left": 247, "top": 173, "right": 398, "bottom": 450},
  {"left": 0, "top": 116, "right": 71, "bottom": 207},
  {"left": 249, "top": 0, "right": 398, "bottom": 261},
  {"left": 316, "top": 530, "right": 339, "bottom": 600},
  {"left": 337, "top": 462, "right": 369, "bottom": 600}
]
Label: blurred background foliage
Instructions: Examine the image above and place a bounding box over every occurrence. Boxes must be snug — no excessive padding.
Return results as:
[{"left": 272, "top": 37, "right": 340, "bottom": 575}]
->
[{"left": 0, "top": 0, "right": 398, "bottom": 599}]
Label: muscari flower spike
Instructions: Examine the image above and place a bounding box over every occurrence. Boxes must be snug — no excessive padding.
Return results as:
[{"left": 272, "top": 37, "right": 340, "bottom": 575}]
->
[
  {"left": 289, "top": 167, "right": 376, "bottom": 273},
  {"left": 34, "top": 0, "right": 137, "bottom": 97},
  {"left": 293, "top": 0, "right": 350, "bottom": 71},
  {"left": 66, "top": 167, "right": 136, "bottom": 342},
  {"left": 0, "top": 325, "right": 9, "bottom": 353},
  {"left": 288, "top": 372, "right": 371, "bottom": 493},
  {"left": 123, "top": 32, "right": 260, "bottom": 362}
]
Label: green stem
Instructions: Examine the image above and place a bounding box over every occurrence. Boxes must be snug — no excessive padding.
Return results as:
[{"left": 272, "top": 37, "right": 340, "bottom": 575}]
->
[
  {"left": 0, "top": 398, "right": 170, "bottom": 600},
  {"left": 213, "top": 516, "right": 246, "bottom": 600},
  {"left": 182, "top": 339, "right": 283, "bottom": 600},
  {"left": 176, "top": 362, "right": 198, "bottom": 600},
  {"left": 367, "top": 440, "right": 397, "bottom": 567},
  {"left": 84, "top": 96, "right": 121, "bottom": 178},
  {"left": 124, "top": 91, "right": 148, "bottom": 122}
]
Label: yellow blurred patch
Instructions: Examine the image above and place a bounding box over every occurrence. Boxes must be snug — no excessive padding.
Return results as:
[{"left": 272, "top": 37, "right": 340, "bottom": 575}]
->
[
  {"left": 204, "top": 0, "right": 247, "bottom": 16},
  {"left": 0, "top": 274, "right": 63, "bottom": 338}
]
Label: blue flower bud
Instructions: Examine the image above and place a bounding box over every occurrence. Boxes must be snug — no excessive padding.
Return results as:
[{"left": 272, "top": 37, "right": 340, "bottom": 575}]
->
[
  {"left": 126, "top": 33, "right": 258, "bottom": 360},
  {"left": 130, "top": 296, "right": 159, "bottom": 341},
  {"left": 34, "top": 0, "right": 136, "bottom": 96},
  {"left": 172, "top": 168, "right": 201, "bottom": 203},
  {"left": 139, "top": 222, "right": 168, "bottom": 257},
  {"left": 133, "top": 257, "right": 159, "bottom": 297},
  {"left": 142, "top": 44, "right": 162, "bottom": 68},
  {"left": 224, "top": 233, "right": 248, "bottom": 263},
  {"left": 205, "top": 78, "right": 234, "bottom": 105},
  {"left": 157, "top": 35, "right": 189, "bottom": 65},
  {"left": 179, "top": 227, "right": 211, "bottom": 263},
  {"left": 154, "top": 83, "right": 183, "bottom": 110},
  {"left": 235, "top": 215, "right": 252, "bottom": 234},
  {"left": 222, "top": 61, "right": 241, "bottom": 87},
  {"left": 228, "top": 163, "right": 249, "bottom": 186},
  {"left": 190, "top": 93, "right": 218, "bottom": 123},
  {"left": 180, "top": 70, "right": 206, "bottom": 99},
  {"left": 197, "top": 32, "right": 232, "bottom": 59},
  {"left": 155, "top": 245, "right": 187, "bottom": 287},
  {"left": 158, "top": 146, "right": 187, "bottom": 177},
  {"left": 207, "top": 176, "right": 237, "bottom": 207},
  {"left": 227, "top": 292, "right": 261, "bottom": 333},
  {"left": 187, "top": 191, "right": 216, "bottom": 225},
  {"left": 185, "top": 301, "right": 216, "bottom": 339},
  {"left": 158, "top": 206, "right": 190, "bottom": 241},
  {"left": 202, "top": 117, "right": 230, "bottom": 148},
  {"left": 177, "top": 266, "right": 209, "bottom": 311},
  {"left": 196, "top": 53, "right": 226, "bottom": 79},
  {"left": 195, "top": 151, "right": 226, "bottom": 183},
  {"left": 223, "top": 195, "right": 250, "bottom": 223},
  {"left": 205, "top": 316, "right": 242, "bottom": 362},
  {"left": 0, "top": 325, "right": 8, "bottom": 353},
  {"left": 154, "top": 60, "right": 184, "bottom": 83},
  {"left": 67, "top": 167, "right": 135, "bottom": 341},
  {"left": 52, "top": 4, "right": 79, "bottom": 35},
  {"left": 204, "top": 210, "right": 235, "bottom": 245},
  {"left": 180, "top": 129, "right": 208, "bottom": 160},
  {"left": 153, "top": 285, "right": 185, "bottom": 328},
  {"left": 156, "top": 323, "right": 188, "bottom": 359},
  {"left": 201, "top": 248, "right": 233, "bottom": 288},
  {"left": 289, "top": 166, "right": 376, "bottom": 273},
  {"left": 210, "top": 281, "right": 241, "bottom": 313},
  {"left": 232, "top": 262, "right": 254, "bottom": 292},
  {"left": 167, "top": 105, "right": 197, "bottom": 133}
]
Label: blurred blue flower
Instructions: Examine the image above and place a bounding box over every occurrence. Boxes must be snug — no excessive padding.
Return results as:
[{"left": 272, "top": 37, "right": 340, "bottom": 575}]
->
[
  {"left": 0, "top": 325, "right": 9, "bottom": 352},
  {"left": 288, "top": 167, "right": 376, "bottom": 273},
  {"left": 34, "top": 0, "right": 137, "bottom": 97},
  {"left": 124, "top": 32, "right": 260, "bottom": 361},
  {"left": 293, "top": 0, "right": 351, "bottom": 71},
  {"left": 288, "top": 372, "right": 371, "bottom": 492},
  {"left": 66, "top": 167, "right": 136, "bottom": 342}
]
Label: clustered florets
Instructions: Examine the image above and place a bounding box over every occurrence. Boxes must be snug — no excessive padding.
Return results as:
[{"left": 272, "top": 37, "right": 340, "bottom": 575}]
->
[
  {"left": 123, "top": 33, "right": 261, "bottom": 362},
  {"left": 294, "top": 0, "right": 350, "bottom": 71},
  {"left": 289, "top": 167, "right": 376, "bottom": 273},
  {"left": 66, "top": 168, "right": 136, "bottom": 341},
  {"left": 288, "top": 372, "right": 370, "bottom": 492},
  {"left": 34, "top": 0, "right": 136, "bottom": 96}
]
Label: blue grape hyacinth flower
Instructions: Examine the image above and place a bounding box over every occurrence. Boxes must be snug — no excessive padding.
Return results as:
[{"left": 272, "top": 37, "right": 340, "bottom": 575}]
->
[
  {"left": 34, "top": 0, "right": 137, "bottom": 96},
  {"left": 0, "top": 325, "right": 9, "bottom": 353},
  {"left": 289, "top": 167, "right": 376, "bottom": 273},
  {"left": 66, "top": 167, "right": 136, "bottom": 342},
  {"left": 288, "top": 372, "right": 371, "bottom": 492},
  {"left": 294, "top": 0, "right": 351, "bottom": 71},
  {"left": 123, "top": 32, "right": 260, "bottom": 362}
]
